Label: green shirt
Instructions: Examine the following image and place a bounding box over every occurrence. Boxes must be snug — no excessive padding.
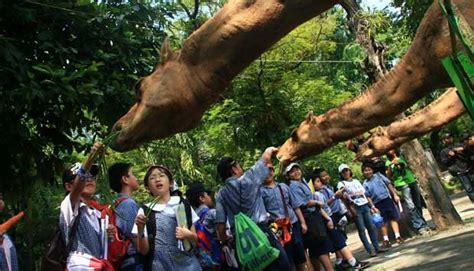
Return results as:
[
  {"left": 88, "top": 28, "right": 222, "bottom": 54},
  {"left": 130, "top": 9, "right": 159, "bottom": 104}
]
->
[{"left": 385, "top": 157, "right": 416, "bottom": 187}]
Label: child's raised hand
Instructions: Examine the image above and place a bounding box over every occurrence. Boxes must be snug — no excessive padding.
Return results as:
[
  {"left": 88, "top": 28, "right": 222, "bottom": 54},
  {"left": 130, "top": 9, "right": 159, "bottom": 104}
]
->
[
  {"left": 176, "top": 226, "right": 193, "bottom": 240},
  {"left": 90, "top": 142, "right": 105, "bottom": 157}
]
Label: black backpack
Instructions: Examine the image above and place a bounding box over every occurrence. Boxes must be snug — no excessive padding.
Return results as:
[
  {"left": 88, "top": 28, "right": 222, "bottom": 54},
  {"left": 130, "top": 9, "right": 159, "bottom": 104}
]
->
[
  {"left": 41, "top": 209, "right": 82, "bottom": 271},
  {"left": 142, "top": 197, "right": 192, "bottom": 271}
]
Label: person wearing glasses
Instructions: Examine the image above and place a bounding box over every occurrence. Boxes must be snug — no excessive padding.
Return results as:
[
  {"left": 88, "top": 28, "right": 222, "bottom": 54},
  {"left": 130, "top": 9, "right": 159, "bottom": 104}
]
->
[
  {"left": 133, "top": 165, "right": 201, "bottom": 271},
  {"left": 59, "top": 142, "right": 116, "bottom": 270}
]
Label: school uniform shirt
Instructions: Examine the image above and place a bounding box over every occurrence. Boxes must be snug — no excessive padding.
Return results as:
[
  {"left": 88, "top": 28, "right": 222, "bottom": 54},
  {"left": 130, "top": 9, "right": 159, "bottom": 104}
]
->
[
  {"left": 0, "top": 234, "right": 18, "bottom": 271},
  {"left": 314, "top": 191, "right": 332, "bottom": 216},
  {"left": 320, "top": 185, "right": 343, "bottom": 214},
  {"left": 289, "top": 178, "right": 316, "bottom": 216},
  {"left": 132, "top": 196, "right": 199, "bottom": 238},
  {"left": 114, "top": 193, "right": 139, "bottom": 257},
  {"left": 336, "top": 179, "right": 368, "bottom": 206},
  {"left": 195, "top": 204, "right": 218, "bottom": 239},
  {"left": 133, "top": 196, "right": 201, "bottom": 271},
  {"left": 215, "top": 160, "right": 270, "bottom": 230},
  {"left": 260, "top": 182, "right": 298, "bottom": 224},
  {"left": 59, "top": 194, "right": 105, "bottom": 261},
  {"left": 363, "top": 173, "right": 392, "bottom": 204}
]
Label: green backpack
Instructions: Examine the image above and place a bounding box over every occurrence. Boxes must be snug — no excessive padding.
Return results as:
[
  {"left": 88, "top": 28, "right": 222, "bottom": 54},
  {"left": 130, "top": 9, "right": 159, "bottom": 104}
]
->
[{"left": 235, "top": 212, "right": 280, "bottom": 271}]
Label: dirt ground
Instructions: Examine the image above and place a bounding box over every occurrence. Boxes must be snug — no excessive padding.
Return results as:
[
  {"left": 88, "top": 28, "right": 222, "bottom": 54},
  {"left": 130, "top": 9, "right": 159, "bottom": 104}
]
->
[{"left": 345, "top": 191, "right": 474, "bottom": 271}]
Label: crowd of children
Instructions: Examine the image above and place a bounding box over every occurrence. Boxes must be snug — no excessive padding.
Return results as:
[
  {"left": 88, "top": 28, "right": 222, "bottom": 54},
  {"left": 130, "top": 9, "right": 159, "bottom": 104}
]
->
[
  {"left": 5, "top": 133, "right": 471, "bottom": 271},
  {"left": 46, "top": 141, "right": 433, "bottom": 271}
]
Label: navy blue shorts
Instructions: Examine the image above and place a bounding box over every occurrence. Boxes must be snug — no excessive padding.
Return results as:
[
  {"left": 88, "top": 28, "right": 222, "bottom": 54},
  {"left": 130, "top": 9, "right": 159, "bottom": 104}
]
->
[
  {"left": 375, "top": 197, "right": 400, "bottom": 222},
  {"left": 327, "top": 217, "right": 347, "bottom": 251},
  {"left": 284, "top": 222, "right": 307, "bottom": 265},
  {"left": 307, "top": 232, "right": 333, "bottom": 258}
]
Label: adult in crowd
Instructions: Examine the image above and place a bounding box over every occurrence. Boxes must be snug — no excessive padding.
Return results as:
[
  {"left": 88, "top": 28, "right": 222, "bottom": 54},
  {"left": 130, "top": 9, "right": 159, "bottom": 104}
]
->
[{"left": 440, "top": 133, "right": 474, "bottom": 202}]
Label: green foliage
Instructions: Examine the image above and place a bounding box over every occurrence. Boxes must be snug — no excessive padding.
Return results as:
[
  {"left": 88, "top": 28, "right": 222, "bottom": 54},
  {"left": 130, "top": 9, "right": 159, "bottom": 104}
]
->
[
  {"left": 1, "top": 1, "right": 470, "bottom": 269},
  {"left": 391, "top": 0, "right": 432, "bottom": 36},
  {"left": 0, "top": 0, "right": 177, "bottom": 268}
]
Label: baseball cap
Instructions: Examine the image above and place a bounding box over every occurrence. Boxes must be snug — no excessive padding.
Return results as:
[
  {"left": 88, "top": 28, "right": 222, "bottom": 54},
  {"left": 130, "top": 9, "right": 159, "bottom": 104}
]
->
[
  {"left": 284, "top": 162, "right": 301, "bottom": 175},
  {"left": 63, "top": 162, "right": 99, "bottom": 184},
  {"left": 185, "top": 183, "right": 212, "bottom": 201},
  {"left": 338, "top": 163, "right": 351, "bottom": 173}
]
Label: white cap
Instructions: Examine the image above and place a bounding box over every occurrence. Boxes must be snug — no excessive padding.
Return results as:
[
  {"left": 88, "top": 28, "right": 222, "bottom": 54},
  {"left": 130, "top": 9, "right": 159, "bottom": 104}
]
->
[
  {"left": 284, "top": 162, "right": 301, "bottom": 175},
  {"left": 69, "top": 162, "right": 82, "bottom": 175},
  {"left": 338, "top": 163, "right": 351, "bottom": 173}
]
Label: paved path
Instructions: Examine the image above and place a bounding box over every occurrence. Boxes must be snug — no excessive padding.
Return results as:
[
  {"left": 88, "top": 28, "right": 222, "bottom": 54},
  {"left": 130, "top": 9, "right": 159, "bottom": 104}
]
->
[{"left": 343, "top": 191, "right": 474, "bottom": 270}]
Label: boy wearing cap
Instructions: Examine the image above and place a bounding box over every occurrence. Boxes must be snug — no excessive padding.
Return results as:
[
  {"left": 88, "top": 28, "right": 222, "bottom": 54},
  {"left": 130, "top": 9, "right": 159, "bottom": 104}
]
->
[
  {"left": 186, "top": 183, "right": 221, "bottom": 270},
  {"left": 215, "top": 147, "right": 292, "bottom": 271},
  {"left": 59, "top": 142, "right": 115, "bottom": 270},
  {"left": 108, "top": 163, "right": 142, "bottom": 270},
  {"left": 186, "top": 183, "right": 218, "bottom": 241}
]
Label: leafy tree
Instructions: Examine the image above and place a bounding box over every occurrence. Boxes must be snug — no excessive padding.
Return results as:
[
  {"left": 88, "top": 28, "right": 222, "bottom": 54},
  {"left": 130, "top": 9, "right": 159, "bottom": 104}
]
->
[{"left": 0, "top": 0, "right": 177, "bottom": 267}]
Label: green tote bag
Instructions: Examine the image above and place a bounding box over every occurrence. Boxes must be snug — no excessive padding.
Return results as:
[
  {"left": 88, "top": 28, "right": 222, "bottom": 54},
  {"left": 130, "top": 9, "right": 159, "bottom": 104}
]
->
[{"left": 234, "top": 212, "right": 280, "bottom": 271}]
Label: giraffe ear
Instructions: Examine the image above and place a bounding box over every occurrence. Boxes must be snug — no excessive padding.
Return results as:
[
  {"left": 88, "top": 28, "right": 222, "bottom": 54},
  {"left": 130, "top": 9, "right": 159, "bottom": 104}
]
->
[
  {"left": 160, "top": 38, "right": 175, "bottom": 64},
  {"left": 305, "top": 111, "right": 317, "bottom": 124}
]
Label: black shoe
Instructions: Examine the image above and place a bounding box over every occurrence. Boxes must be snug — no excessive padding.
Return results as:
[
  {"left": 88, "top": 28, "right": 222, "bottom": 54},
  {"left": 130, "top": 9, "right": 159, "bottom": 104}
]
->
[
  {"left": 335, "top": 260, "right": 351, "bottom": 271},
  {"left": 351, "top": 260, "right": 369, "bottom": 270}
]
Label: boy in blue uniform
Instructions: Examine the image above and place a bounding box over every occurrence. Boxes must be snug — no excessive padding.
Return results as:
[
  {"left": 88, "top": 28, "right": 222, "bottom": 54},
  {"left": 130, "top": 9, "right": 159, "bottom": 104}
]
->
[
  {"left": 362, "top": 163, "right": 403, "bottom": 246},
  {"left": 108, "top": 162, "right": 142, "bottom": 270},
  {"left": 59, "top": 142, "right": 116, "bottom": 270},
  {"left": 215, "top": 147, "right": 292, "bottom": 271},
  {"left": 186, "top": 182, "right": 221, "bottom": 270}
]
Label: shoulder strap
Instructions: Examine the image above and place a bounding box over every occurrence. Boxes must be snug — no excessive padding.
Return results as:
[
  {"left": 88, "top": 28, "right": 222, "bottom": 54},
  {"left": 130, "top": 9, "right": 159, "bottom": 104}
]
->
[
  {"left": 142, "top": 205, "right": 156, "bottom": 271},
  {"left": 180, "top": 197, "right": 193, "bottom": 229},
  {"left": 66, "top": 206, "right": 82, "bottom": 255},
  {"left": 199, "top": 207, "right": 210, "bottom": 222},
  {"left": 277, "top": 184, "right": 290, "bottom": 219},
  {"left": 320, "top": 186, "right": 331, "bottom": 199},
  {"left": 113, "top": 196, "right": 128, "bottom": 208}
]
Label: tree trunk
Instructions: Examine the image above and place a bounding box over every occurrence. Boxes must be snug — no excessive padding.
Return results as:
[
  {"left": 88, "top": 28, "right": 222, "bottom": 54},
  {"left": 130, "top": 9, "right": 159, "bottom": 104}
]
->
[
  {"left": 339, "top": 0, "right": 462, "bottom": 230},
  {"left": 402, "top": 141, "right": 462, "bottom": 229}
]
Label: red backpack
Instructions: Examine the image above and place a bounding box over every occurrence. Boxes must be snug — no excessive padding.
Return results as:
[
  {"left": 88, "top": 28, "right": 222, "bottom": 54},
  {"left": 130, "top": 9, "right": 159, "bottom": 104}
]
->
[{"left": 100, "top": 197, "right": 131, "bottom": 270}]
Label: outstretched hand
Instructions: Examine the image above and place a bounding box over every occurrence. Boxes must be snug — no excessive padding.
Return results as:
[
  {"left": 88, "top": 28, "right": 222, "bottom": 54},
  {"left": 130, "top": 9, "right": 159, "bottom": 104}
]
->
[{"left": 262, "top": 147, "right": 279, "bottom": 164}]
